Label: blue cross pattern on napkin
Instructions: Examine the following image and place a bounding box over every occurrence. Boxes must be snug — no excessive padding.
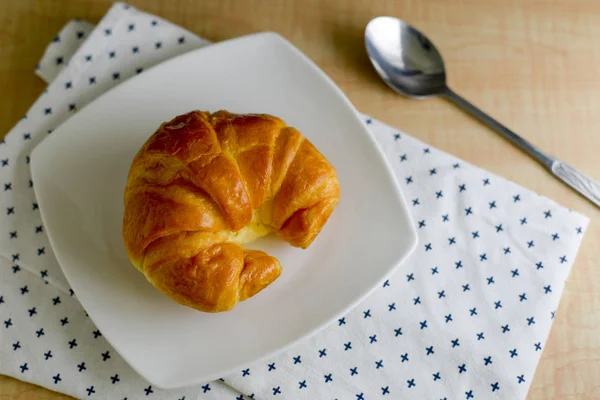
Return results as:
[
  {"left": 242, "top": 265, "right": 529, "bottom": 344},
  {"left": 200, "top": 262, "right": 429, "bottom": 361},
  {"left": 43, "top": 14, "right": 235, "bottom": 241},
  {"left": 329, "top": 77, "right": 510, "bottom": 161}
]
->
[{"left": 0, "top": 2, "right": 589, "bottom": 400}]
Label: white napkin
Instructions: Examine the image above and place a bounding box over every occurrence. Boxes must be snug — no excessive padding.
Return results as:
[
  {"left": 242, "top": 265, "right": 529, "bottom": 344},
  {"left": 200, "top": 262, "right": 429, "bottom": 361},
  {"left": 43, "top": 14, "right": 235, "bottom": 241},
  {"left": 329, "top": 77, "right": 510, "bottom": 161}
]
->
[{"left": 0, "top": 3, "right": 589, "bottom": 399}]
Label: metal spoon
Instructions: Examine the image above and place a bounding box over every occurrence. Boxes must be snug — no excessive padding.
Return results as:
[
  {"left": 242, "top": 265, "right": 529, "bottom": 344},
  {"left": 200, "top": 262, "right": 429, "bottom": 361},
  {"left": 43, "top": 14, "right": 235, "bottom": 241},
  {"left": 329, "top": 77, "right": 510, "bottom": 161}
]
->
[{"left": 365, "top": 16, "right": 600, "bottom": 208}]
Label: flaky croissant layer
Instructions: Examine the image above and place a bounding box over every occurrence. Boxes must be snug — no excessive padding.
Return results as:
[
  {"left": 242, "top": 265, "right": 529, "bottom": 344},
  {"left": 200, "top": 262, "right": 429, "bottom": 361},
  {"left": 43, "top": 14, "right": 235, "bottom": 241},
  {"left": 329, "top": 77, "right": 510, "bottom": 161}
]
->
[{"left": 122, "top": 110, "right": 340, "bottom": 312}]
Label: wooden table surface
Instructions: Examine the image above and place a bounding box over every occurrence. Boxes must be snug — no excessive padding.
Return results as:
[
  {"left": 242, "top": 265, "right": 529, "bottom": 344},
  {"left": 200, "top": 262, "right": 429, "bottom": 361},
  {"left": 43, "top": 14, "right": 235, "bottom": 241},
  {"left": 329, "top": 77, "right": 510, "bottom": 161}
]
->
[{"left": 1, "top": 0, "right": 599, "bottom": 398}]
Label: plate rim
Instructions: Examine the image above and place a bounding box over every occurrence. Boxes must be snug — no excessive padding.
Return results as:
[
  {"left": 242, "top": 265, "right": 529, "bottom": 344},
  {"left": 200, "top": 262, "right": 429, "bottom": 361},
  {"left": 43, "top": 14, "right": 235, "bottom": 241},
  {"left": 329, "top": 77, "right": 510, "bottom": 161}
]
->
[{"left": 31, "top": 31, "right": 418, "bottom": 389}]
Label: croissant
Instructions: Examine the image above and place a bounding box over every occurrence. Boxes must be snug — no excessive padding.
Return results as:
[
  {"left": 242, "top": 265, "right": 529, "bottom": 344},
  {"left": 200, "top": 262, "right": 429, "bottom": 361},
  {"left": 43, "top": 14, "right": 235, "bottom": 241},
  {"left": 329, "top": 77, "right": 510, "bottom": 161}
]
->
[{"left": 122, "top": 110, "right": 340, "bottom": 312}]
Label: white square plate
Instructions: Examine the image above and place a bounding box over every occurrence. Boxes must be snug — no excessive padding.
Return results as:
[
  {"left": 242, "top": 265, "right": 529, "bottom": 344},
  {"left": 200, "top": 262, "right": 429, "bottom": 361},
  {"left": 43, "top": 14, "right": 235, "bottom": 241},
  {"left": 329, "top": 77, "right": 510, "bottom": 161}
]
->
[{"left": 31, "top": 32, "right": 417, "bottom": 389}]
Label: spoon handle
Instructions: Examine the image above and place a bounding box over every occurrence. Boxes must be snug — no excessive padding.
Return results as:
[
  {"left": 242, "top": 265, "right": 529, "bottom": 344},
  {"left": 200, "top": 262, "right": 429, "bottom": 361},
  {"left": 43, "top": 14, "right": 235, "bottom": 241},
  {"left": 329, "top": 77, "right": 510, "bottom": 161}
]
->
[{"left": 443, "top": 87, "right": 600, "bottom": 208}]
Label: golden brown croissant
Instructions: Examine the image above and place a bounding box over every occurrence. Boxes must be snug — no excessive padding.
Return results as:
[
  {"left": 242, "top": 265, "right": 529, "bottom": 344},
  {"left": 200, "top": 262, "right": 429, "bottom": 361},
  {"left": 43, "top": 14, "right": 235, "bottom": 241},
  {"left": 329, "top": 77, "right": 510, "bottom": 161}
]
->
[{"left": 122, "top": 110, "right": 340, "bottom": 312}]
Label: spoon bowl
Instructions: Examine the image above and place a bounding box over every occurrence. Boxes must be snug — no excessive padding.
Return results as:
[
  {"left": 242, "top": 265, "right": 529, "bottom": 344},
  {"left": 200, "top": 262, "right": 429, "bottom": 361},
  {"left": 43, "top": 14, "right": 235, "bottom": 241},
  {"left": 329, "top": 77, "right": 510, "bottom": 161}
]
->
[{"left": 365, "top": 16, "right": 446, "bottom": 98}]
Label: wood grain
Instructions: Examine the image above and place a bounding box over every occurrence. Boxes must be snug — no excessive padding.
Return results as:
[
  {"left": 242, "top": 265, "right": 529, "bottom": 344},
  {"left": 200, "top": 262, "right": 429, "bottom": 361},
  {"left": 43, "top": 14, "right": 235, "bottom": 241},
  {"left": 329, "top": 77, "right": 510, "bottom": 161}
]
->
[{"left": 1, "top": 0, "right": 599, "bottom": 398}]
